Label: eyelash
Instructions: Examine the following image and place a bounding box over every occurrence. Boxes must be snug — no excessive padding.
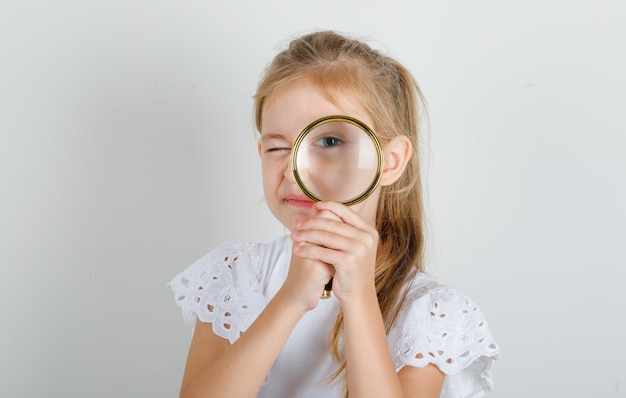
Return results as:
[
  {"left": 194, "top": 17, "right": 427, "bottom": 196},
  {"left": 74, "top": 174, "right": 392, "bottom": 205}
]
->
[
  {"left": 314, "top": 136, "right": 343, "bottom": 147},
  {"left": 265, "top": 147, "right": 290, "bottom": 153}
]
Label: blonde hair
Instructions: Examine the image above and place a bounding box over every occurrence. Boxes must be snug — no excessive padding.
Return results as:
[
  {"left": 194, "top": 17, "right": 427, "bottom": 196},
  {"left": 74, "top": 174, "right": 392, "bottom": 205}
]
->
[{"left": 254, "top": 31, "right": 426, "bottom": 394}]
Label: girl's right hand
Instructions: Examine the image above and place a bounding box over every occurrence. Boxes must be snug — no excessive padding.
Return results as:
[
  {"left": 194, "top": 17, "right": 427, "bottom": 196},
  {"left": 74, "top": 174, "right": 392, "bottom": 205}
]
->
[{"left": 281, "top": 223, "right": 335, "bottom": 312}]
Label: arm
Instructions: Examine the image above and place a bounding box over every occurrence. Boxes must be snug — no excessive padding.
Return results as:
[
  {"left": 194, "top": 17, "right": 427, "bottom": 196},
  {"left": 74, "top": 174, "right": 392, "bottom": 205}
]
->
[
  {"left": 342, "top": 289, "right": 445, "bottom": 398},
  {"left": 291, "top": 201, "right": 445, "bottom": 397},
  {"left": 180, "top": 288, "right": 306, "bottom": 398},
  {"left": 179, "top": 249, "right": 333, "bottom": 398}
]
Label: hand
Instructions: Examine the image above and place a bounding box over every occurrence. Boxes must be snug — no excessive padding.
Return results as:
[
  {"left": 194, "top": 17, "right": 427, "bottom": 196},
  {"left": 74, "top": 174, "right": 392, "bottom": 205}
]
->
[
  {"left": 290, "top": 201, "right": 379, "bottom": 303},
  {"left": 281, "top": 233, "right": 335, "bottom": 313}
]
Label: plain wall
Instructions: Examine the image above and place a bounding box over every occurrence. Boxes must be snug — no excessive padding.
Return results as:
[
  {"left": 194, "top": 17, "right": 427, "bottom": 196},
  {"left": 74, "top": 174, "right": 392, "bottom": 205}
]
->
[{"left": 1, "top": 1, "right": 625, "bottom": 397}]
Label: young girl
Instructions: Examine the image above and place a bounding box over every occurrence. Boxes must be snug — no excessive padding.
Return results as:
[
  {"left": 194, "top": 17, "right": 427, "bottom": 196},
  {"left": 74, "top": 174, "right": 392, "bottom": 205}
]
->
[{"left": 169, "top": 31, "right": 499, "bottom": 397}]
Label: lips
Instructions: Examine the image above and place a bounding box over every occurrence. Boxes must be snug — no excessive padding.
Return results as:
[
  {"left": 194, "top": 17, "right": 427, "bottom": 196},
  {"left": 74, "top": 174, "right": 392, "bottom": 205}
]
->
[{"left": 284, "top": 194, "right": 315, "bottom": 208}]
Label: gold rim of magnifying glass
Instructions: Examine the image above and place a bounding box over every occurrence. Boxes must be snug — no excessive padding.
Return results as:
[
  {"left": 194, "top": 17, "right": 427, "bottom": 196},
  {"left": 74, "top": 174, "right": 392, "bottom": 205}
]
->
[{"left": 291, "top": 115, "right": 384, "bottom": 206}]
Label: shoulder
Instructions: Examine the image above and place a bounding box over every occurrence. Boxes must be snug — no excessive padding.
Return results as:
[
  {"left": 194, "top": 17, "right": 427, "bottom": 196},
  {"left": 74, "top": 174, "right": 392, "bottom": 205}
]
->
[
  {"left": 389, "top": 272, "right": 500, "bottom": 397},
  {"left": 167, "top": 237, "right": 291, "bottom": 343}
]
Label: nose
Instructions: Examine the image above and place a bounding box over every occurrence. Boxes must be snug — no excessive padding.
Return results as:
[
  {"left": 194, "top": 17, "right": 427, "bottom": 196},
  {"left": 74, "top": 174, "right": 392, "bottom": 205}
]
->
[{"left": 283, "top": 155, "right": 297, "bottom": 183}]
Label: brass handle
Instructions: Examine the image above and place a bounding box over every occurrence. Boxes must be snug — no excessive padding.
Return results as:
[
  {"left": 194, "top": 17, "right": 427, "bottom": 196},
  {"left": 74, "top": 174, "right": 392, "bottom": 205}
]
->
[{"left": 321, "top": 278, "right": 333, "bottom": 299}]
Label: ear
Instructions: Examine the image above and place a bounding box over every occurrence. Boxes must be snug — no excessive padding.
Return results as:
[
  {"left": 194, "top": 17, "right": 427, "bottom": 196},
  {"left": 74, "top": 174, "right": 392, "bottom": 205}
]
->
[
  {"left": 379, "top": 135, "right": 412, "bottom": 186},
  {"left": 257, "top": 139, "right": 262, "bottom": 157}
]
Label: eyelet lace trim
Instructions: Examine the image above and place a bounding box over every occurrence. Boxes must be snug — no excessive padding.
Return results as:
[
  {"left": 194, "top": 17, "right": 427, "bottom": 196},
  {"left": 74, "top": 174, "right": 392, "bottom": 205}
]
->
[
  {"left": 168, "top": 241, "right": 265, "bottom": 344},
  {"left": 391, "top": 278, "right": 500, "bottom": 395},
  {"left": 169, "top": 243, "right": 499, "bottom": 395}
]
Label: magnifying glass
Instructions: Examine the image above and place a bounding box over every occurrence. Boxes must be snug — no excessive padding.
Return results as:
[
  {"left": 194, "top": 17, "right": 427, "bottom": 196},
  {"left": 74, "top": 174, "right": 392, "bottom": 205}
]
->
[{"left": 291, "top": 115, "right": 384, "bottom": 298}]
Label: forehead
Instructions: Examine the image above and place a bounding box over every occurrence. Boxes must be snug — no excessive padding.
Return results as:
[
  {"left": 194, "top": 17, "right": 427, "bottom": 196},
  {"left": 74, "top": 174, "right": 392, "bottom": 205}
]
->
[{"left": 260, "top": 83, "right": 373, "bottom": 136}]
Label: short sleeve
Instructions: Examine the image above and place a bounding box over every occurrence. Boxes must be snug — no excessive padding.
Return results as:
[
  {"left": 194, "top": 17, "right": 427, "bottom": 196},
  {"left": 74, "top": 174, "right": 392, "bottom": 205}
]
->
[
  {"left": 167, "top": 241, "right": 267, "bottom": 344},
  {"left": 389, "top": 275, "right": 500, "bottom": 397}
]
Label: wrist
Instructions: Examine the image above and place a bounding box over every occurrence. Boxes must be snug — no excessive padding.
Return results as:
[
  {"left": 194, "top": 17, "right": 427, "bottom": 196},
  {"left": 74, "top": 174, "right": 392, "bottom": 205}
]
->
[
  {"left": 273, "top": 285, "right": 315, "bottom": 316},
  {"left": 338, "top": 285, "right": 378, "bottom": 312}
]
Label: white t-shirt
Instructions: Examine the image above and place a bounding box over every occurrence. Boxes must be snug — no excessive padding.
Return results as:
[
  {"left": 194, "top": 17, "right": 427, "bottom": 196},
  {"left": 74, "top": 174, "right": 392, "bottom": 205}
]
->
[{"left": 169, "top": 236, "right": 500, "bottom": 397}]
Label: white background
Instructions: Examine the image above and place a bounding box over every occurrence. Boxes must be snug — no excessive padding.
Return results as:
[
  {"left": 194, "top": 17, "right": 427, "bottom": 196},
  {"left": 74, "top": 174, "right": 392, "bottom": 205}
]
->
[{"left": 1, "top": 1, "right": 625, "bottom": 397}]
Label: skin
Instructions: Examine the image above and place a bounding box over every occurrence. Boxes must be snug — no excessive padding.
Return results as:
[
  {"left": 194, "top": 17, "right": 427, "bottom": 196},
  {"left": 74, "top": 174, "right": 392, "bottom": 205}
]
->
[{"left": 179, "top": 83, "right": 445, "bottom": 398}]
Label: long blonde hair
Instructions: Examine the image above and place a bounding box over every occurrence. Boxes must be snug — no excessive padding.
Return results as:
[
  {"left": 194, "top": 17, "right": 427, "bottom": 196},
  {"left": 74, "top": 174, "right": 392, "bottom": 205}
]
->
[{"left": 254, "top": 31, "right": 427, "bottom": 394}]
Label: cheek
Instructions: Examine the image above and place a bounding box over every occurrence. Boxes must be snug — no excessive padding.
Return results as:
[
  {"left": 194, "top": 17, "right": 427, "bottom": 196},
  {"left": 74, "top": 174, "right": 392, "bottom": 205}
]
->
[
  {"left": 260, "top": 157, "right": 284, "bottom": 188},
  {"left": 262, "top": 155, "right": 288, "bottom": 172},
  {"left": 349, "top": 188, "right": 381, "bottom": 226}
]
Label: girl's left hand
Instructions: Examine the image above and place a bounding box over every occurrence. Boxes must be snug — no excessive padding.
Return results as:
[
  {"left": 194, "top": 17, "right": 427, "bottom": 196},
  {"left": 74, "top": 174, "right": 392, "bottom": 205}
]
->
[{"left": 290, "top": 201, "right": 379, "bottom": 302}]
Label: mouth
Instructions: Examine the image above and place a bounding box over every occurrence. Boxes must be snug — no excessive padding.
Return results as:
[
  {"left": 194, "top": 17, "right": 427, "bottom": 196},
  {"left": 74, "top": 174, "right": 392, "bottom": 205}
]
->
[{"left": 284, "top": 194, "right": 315, "bottom": 209}]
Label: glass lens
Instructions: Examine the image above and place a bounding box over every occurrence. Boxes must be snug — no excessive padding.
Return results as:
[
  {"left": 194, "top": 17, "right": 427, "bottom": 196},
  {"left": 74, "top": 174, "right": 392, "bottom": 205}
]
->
[{"left": 293, "top": 118, "right": 382, "bottom": 205}]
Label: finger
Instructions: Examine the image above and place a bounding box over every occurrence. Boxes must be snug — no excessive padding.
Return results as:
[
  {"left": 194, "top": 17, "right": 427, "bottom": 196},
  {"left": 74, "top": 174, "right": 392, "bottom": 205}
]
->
[
  {"left": 292, "top": 226, "right": 367, "bottom": 254},
  {"left": 290, "top": 247, "right": 335, "bottom": 279},
  {"left": 293, "top": 242, "right": 351, "bottom": 269},
  {"left": 311, "top": 205, "right": 342, "bottom": 221},
  {"left": 294, "top": 215, "right": 376, "bottom": 251},
  {"left": 314, "top": 201, "right": 374, "bottom": 231},
  {"left": 292, "top": 223, "right": 375, "bottom": 264},
  {"left": 294, "top": 217, "right": 354, "bottom": 240}
]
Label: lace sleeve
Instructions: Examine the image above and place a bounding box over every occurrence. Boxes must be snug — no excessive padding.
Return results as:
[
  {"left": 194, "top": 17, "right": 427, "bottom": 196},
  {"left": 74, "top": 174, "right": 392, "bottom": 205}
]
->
[
  {"left": 167, "top": 241, "right": 267, "bottom": 344},
  {"left": 390, "top": 277, "right": 500, "bottom": 397}
]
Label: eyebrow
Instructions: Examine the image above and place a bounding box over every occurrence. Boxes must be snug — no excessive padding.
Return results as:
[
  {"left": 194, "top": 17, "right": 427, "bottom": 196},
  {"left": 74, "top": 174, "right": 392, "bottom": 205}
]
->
[{"left": 260, "top": 133, "right": 289, "bottom": 142}]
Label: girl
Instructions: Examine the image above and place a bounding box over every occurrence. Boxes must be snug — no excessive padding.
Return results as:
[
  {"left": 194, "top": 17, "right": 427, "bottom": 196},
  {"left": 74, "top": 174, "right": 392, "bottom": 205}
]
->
[{"left": 169, "top": 31, "right": 499, "bottom": 397}]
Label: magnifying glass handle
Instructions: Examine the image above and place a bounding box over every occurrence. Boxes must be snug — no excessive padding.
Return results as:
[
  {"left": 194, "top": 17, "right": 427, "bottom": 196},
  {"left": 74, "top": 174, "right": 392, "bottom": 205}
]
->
[{"left": 321, "top": 278, "right": 333, "bottom": 299}]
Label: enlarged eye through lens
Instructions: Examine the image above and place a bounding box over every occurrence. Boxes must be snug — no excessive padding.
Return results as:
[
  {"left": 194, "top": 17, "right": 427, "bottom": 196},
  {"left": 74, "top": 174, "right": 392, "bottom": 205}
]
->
[{"left": 314, "top": 136, "right": 343, "bottom": 148}]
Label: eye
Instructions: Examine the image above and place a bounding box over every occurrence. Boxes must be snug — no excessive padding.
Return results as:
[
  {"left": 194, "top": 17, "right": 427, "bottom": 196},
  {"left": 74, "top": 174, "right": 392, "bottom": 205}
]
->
[
  {"left": 261, "top": 138, "right": 291, "bottom": 154},
  {"left": 264, "top": 146, "right": 291, "bottom": 153},
  {"left": 313, "top": 136, "right": 343, "bottom": 148}
]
